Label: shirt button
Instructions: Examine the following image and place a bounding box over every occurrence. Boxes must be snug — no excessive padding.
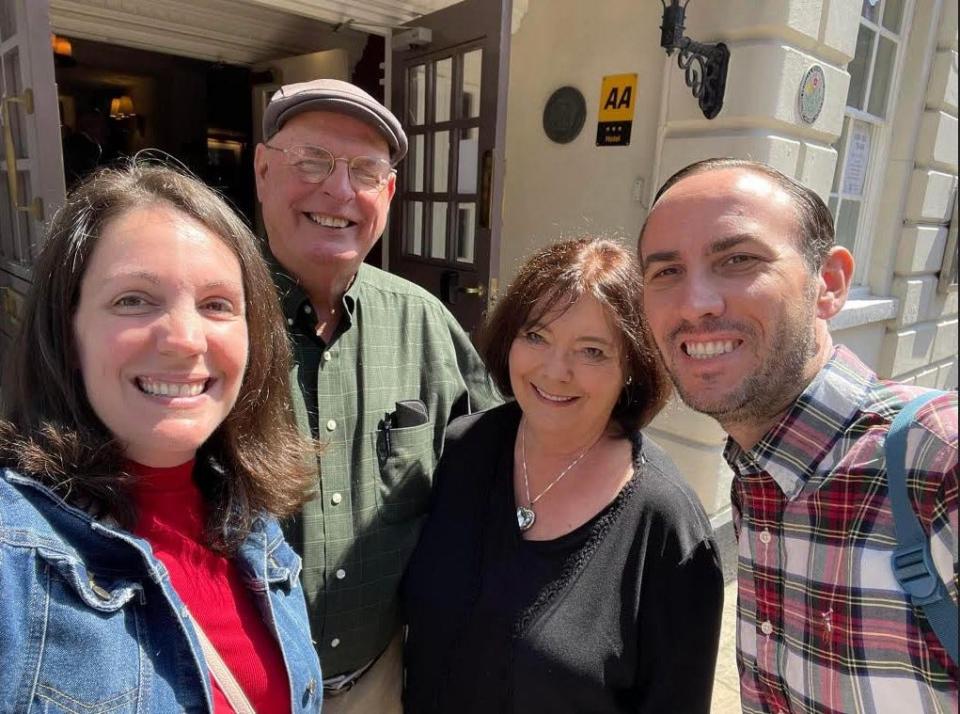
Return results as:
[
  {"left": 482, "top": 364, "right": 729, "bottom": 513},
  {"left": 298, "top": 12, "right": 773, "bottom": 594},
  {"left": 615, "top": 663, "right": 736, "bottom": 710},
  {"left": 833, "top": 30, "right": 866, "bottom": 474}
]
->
[
  {"left": 331, "top": 492, "right": 343, "bottom": 505},
  {"left": 331, "top": 638, "right": 341, "bottom": 648},
  {"left": 322, "top": 351, "right": 333, "bottom": 362},
  {"left": 304, "top": 304, "right": 312, "bottom": 314},
  {"left": 286, "top": 317, "right": 294, "bottom": 326},
  {"left": 761, "top": 621, "right": 774, "bottom": 636},
  {"left": 326, "top": 419, "right": 337, "bottom": 431},
  {"left": 759, "top": 529, "right": 772, "bottom": 544},
  {"left": 335, "top": 568, "right": 346, "bottom": 580}
]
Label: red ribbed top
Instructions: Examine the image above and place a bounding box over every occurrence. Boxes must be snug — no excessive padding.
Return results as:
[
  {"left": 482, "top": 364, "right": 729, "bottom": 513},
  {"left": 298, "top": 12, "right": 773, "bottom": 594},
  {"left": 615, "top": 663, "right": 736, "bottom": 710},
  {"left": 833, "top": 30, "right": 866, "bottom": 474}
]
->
[{"left": 131, "top": 459, "right": 290, "bottom": 713}]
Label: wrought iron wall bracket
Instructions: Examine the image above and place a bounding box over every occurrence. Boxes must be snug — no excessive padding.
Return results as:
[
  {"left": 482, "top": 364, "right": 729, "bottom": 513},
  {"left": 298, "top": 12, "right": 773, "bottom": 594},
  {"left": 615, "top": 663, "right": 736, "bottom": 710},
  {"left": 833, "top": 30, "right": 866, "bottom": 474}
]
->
[{"left": 660, "top": 1, "right": 729, "bottom": 120}]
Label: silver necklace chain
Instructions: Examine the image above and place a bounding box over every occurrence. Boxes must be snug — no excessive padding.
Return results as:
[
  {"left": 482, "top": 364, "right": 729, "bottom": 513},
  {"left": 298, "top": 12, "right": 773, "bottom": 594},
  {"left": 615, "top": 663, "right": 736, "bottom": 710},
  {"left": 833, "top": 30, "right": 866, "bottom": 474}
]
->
[{"left": 520, "top": 424, "right": 600, "bottom": 513}]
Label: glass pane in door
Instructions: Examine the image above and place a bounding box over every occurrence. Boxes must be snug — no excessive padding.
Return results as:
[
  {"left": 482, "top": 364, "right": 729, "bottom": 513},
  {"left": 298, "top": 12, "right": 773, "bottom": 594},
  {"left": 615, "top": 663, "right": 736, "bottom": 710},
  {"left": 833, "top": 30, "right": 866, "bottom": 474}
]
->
[
  {"left": 458, "top": 127, "right": 479, "bottom": 194},
  {"left": 0, "top": 2, "right": 14, "bottom": 42},
  {"left": 434, "top": 58, "right": 453, "bottom": 123},
  {"left": 0, "top": 167, "right": 13, "bottom": 258},
  {"left": 407, "top": 64, "right": 426, "bottom": 125},
  {"left": 2, "top": 48, "right": 27, "bottom": 159},
  {"left": 456, "top": 202, "right": 476, "bottom": 263},
  {"left": 430, "top": 202, "right": 448, "bottom": 259},
  {"left": 460, "top": 49, "right": 482, "bottom": 119},
  {"left": 432, "top": 130, "right": 449, "bottom": 192},
  {"left": 408, "top": 134, "right": 424, "bottom": 192},
  {"left": 14, "top": 170, "right": 31, "bottom": 259},
  {"left": 406, "top": 201, "right": 424, "bottom": 256}
]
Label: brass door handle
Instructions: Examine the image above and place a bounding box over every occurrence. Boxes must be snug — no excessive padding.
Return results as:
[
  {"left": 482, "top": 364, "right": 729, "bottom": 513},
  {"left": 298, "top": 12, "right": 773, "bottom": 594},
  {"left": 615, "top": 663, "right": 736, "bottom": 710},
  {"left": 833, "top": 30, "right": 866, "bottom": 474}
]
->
[
  {"left": 2, "top": 88, "right": 43, "bottom": 222},
  {"left": 459, "top": 284, "right": 486, "bottom": 298}
]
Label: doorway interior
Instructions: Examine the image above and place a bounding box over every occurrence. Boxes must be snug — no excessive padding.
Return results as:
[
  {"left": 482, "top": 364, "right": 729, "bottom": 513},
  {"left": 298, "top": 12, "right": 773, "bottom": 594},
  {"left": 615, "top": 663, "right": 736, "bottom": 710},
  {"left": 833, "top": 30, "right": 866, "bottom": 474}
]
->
[{"left": 52, "top": 31, "right": 385, "bottom": 241}]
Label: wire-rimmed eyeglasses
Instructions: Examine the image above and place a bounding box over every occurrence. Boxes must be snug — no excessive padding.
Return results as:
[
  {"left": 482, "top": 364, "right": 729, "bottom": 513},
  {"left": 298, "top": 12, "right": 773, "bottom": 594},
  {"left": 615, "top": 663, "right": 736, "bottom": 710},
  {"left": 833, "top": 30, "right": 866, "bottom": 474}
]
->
[{"left": 263, "top": 143, "right": 395, "bottom": 193}]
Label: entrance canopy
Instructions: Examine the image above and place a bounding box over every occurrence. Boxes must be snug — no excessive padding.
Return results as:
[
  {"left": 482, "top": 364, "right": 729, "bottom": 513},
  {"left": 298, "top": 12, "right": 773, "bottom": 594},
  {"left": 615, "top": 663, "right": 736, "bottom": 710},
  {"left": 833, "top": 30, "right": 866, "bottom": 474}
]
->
[{"left": 48, "top": 0, "right": 464, "bottom": 65}]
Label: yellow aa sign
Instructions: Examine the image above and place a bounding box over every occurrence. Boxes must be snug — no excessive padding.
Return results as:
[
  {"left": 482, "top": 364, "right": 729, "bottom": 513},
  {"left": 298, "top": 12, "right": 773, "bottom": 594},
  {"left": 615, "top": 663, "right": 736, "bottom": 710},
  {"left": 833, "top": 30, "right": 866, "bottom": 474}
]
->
[
  {"left": 598, "top": 74, "right": 637, "bottom": 122},
  {"left": 596, "top": 73, "right": 637, "bottom": 146}
]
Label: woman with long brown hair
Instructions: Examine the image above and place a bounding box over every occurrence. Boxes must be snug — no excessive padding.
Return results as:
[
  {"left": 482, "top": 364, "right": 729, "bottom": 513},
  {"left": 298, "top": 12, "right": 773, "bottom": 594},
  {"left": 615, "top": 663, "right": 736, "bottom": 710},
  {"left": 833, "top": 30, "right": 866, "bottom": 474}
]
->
[{"left": 0, "top": 162, "right": 321, "bottom": 712}]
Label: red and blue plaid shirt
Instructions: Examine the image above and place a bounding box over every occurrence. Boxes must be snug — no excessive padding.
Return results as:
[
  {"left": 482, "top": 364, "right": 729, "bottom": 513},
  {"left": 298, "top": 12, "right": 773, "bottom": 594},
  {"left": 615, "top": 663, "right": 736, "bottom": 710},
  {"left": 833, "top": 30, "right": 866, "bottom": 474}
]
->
[{"left": 726, "top": 346, "right": 958, "bottom": 714}]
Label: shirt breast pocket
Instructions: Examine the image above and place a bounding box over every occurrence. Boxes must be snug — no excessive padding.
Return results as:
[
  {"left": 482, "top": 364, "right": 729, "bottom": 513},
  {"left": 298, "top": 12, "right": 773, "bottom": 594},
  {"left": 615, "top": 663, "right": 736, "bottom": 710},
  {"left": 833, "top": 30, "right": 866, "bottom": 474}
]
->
[{"left": 372, "top": 407, "right": 435, "bottom": 523}]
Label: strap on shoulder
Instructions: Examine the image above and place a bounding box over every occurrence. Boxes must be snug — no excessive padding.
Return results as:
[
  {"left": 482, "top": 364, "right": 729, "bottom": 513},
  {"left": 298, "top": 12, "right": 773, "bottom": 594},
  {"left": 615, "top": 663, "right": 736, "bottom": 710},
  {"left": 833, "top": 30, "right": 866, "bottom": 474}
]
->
[
  {"left": 187, "top": 611, "right": 257, "bottom": 714},
  {"left": 887, "top": 390, "right": 958, "bottom": 666}
]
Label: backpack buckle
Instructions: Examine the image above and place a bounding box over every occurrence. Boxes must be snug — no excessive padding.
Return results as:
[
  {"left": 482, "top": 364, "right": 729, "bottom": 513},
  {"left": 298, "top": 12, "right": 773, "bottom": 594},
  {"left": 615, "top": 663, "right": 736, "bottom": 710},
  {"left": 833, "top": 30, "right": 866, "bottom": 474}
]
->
[{"left": 892, "top": 542, "right": 940, "bottom": 604}]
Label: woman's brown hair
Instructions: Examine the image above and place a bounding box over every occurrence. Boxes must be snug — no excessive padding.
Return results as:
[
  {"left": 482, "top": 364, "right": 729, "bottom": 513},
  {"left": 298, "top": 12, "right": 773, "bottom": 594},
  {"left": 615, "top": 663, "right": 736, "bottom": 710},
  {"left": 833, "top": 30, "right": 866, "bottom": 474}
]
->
[
  {"left": 1, "top": 160, "right": 313, "bottom": 552},
  {"left": 478, "top": 237, "right": 670, "bottom": 434}
]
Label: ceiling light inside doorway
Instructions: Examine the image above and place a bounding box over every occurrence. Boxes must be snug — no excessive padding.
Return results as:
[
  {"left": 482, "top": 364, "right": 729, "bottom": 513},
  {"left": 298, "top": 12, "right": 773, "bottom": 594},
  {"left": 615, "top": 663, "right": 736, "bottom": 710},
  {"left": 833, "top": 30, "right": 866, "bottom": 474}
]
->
[{"left": 51, "top": 34, "right": 73, "bottom": 57}]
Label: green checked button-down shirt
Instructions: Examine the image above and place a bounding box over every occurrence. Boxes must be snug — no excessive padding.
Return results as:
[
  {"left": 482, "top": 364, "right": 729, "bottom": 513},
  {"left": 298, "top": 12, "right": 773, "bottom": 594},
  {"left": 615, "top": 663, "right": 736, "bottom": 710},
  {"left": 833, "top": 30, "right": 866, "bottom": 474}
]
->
[{"left": 276, "top": 262, "right": 500, "bottom": 676}]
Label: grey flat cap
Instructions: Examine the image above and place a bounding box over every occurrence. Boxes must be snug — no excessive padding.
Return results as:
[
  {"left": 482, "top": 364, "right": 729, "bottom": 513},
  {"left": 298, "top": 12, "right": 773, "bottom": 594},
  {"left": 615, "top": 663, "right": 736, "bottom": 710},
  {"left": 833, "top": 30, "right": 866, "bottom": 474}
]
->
[{"left": 263, "top": 79, "right": 407, "bottom": 163}]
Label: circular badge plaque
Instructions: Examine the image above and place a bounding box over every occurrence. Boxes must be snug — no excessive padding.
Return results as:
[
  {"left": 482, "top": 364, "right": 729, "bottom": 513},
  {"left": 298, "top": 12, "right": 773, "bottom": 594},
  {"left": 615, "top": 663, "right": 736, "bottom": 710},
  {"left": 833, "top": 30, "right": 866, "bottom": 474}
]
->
[
  {"left": 798, "top": 65, "right": 826, "bottom": 124},
  {"left": 543, "top": 86, "right": 586, "bottom": 144}
]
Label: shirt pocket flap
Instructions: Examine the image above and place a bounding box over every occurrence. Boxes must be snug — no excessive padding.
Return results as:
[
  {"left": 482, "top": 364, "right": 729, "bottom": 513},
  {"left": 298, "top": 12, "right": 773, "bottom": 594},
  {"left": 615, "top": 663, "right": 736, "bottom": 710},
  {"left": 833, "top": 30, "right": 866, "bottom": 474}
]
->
[
  {"left": 37, "top": 548, "right": 142, "bottom": 612},
  {"left": 371, "top": 419, "right": 435, "bottom": 523}
]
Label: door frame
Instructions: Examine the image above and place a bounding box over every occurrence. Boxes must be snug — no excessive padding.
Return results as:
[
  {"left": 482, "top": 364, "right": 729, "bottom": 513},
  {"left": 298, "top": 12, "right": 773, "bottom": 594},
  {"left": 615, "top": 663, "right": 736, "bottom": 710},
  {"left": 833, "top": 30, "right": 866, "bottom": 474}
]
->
[{"left": 388, "top": 0, "right": 512, "bottom": 332}]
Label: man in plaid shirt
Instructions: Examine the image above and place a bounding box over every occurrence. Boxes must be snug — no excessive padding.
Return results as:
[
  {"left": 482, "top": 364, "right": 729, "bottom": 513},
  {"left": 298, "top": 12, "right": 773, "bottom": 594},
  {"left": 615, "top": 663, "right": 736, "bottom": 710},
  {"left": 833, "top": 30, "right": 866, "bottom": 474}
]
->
[{"left": 639, "top": 158, "right": 957, "bottom": 713}]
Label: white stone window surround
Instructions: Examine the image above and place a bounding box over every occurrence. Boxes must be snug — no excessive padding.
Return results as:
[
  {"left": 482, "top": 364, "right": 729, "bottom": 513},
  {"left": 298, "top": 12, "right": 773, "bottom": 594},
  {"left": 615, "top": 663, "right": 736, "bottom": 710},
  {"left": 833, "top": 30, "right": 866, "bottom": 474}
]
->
[
  {"left": 829, "top": 287, "right": 899, "bottom": 331},
  {"left": 830, "top": 0, "right": 916, "bottom": 286}
]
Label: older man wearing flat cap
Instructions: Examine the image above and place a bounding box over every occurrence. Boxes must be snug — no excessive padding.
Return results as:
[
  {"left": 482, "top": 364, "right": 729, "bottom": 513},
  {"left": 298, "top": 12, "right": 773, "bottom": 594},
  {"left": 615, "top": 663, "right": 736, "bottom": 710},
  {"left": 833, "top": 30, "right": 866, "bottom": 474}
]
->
[{"left": 254, "top": 79, "right": 499, "bottom": 711}]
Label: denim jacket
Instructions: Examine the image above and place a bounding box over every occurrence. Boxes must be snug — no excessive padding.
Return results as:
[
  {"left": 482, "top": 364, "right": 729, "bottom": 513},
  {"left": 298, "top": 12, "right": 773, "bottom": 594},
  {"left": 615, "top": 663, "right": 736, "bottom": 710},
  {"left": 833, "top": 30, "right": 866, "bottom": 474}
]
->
[{"left": 0, "top": 467, "right": 322, "bottom": 713}]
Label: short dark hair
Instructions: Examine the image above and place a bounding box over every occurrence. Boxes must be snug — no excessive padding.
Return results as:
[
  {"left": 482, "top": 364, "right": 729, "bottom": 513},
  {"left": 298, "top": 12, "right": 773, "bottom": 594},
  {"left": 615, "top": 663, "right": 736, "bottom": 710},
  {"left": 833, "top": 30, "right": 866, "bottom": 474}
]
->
[
  {"left": 640, "top": 158, "right": 836, "bottom": 271},
  {"left": 1, "top": 160, "right": 313, "bottom": 552},
  {"left": 479, "top": 237, "right": 670, "bottom": 434}
]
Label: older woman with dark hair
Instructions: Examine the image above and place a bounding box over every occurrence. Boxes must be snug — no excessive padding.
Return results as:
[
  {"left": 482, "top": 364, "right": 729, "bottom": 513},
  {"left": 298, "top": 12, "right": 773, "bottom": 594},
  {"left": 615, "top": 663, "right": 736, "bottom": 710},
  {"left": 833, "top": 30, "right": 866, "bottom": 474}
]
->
[
  {"left": 402, "top": 237, "right": 723, "bottom": 713},
  {"left": 0, "top": 162, "right": 321, "bottom": 712}
]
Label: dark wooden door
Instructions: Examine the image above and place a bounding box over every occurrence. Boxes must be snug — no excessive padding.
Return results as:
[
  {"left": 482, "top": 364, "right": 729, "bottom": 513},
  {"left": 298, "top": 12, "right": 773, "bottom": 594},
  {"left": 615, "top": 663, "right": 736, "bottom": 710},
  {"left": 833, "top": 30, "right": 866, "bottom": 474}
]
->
[{"left": 389, "top": 0, "right": 511, "bottom": 332}]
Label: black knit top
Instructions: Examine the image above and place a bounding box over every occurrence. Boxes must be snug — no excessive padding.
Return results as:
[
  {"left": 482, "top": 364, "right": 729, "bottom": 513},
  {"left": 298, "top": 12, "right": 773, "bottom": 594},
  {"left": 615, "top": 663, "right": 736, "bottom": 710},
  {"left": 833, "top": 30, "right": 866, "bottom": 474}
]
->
[{"left": 401, "top": 401, "right": 724, "bottom": 713}]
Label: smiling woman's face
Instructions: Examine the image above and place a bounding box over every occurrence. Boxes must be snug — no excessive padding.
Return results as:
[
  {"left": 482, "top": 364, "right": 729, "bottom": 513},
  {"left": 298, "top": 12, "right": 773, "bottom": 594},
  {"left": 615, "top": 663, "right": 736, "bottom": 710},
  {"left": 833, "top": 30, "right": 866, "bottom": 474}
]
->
[
  {"left": 508, "top": 294, "right": 624, "bottom": 442},
  {"left": 72, "top": 204, "right": 248, "bottom": 467}
]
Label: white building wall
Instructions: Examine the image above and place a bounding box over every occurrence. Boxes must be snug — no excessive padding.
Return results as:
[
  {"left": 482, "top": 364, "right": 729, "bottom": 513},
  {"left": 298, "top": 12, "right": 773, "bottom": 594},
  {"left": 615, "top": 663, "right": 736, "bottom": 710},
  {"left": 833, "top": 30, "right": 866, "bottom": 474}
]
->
[
  {"left": 878, "top": 0, "right": 959, "bottom": 386},
  {"left": 498, "top": 0, "right": 956, "bottom": 518},
  {"left": 500, "top": 0, "right": 666, "bottom": 279},
  {"left": 647, "top": 1, "right": 862, "bottom": 516}
]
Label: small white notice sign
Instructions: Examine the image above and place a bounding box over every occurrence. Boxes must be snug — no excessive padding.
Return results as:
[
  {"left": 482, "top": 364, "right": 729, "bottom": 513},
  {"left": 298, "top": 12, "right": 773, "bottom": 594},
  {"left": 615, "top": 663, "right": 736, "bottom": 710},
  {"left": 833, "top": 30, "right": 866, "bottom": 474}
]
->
[{"left": 843, "top": 124, "right": 871, "bottom": 196}]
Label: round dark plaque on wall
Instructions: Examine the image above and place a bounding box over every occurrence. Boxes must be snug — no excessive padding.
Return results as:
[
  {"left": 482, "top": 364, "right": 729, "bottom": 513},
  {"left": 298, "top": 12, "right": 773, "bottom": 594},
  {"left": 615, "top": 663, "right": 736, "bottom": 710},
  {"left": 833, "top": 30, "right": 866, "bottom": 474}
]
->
[{"left": 543, "top": 86, "right": 586, "bottom": 144}]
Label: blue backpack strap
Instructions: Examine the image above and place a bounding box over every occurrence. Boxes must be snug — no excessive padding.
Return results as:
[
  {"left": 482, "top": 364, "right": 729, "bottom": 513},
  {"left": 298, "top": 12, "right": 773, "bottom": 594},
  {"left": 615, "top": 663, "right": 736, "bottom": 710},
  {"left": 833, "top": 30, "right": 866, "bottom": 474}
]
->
[{"left": 887, "top": 390, "right": 958, "bottom": 666}]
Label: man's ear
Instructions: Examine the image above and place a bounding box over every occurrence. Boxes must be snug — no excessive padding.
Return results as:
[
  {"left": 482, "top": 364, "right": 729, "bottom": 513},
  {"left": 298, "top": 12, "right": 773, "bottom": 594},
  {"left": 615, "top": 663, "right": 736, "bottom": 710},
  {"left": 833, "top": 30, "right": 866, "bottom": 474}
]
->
[
  {"left": 816, "top": 246, "right": 854, "bottom": 320},
  {"left": 253, "top": 143, "right": 269, "bottom": 200},
  {"left": 384, "top": 170, "right": 397, "bottom": 203}
]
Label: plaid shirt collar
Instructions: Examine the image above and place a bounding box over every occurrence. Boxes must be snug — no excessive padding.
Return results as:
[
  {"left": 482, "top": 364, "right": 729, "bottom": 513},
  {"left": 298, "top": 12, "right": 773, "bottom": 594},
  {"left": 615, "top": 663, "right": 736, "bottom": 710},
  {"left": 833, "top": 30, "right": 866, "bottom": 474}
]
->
[
  {"left": 723, "top": 345, "right": 874, "bottom": 499},
  {"left": 269, "top": 251, "right": 360, "bottom": 330}
]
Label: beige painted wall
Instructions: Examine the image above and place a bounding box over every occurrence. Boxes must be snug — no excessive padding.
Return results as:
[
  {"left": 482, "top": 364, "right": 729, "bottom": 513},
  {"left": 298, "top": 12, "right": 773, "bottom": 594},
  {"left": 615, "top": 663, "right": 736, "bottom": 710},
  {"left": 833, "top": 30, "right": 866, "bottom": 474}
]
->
[
  {"left": 878, "top": 0, "right": 959, "bottom": 387},
  {"left": 499, "top": 0, "right": 666, "bottom": 283},
  {"left": 496, "top": 0, "right": 957, "bottom": 518}
]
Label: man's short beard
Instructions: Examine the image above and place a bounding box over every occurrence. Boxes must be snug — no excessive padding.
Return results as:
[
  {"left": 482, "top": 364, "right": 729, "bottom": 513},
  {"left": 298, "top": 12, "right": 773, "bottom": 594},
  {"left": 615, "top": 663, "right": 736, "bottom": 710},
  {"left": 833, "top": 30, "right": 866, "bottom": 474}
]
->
[
  {"left": 670, "top": 280, "right": 820, "bottom": 428},
  {"left": 695, "top": 317, "right": 817, "bottom": 427}
]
